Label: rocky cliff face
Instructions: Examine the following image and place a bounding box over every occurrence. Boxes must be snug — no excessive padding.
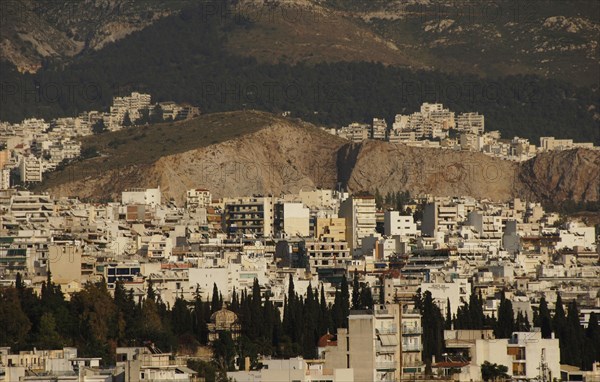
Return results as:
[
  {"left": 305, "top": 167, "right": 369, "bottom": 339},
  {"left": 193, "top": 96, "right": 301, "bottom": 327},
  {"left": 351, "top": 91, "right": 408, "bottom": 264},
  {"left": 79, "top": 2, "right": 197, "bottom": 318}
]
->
[
  {"left": 516, "top": 148, "right": 600, "bottom": 203},
  {"left": 338, "top": 141, "right": 519, "bottom": 201},
  {"left": 42, "top": 116, "right": 600, "bottom": 205}
]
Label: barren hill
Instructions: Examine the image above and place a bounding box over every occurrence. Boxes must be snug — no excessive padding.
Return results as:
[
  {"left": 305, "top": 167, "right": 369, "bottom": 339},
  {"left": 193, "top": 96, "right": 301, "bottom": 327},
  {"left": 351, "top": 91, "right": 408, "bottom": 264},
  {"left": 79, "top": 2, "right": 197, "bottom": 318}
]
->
[{"left": 39, "top": 111, "right": 600, "bottom": 205}]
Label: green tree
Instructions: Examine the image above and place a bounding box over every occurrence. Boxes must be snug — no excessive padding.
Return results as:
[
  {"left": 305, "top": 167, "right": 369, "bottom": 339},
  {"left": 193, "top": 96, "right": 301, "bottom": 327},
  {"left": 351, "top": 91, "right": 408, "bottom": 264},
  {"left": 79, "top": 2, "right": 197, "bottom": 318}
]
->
[
  {"left": 445, "top": 298, "right": 452, "bottom": 329},
  {"left": 534, "top": 296, "right": 552, "bottom": 338},
  {"left": 583, "top": 313, "right": 600, "bottom": 370},
  {"left": 494, "top": 292, "right": 515, "bottom": 338},
  {"left": 481, "top": 361, "right": 509, "bottom": 381},
  {"left": 420, "top": 291, "right": 444, "bottom": 364},
  {"left": 0, "top": 287, "right": 31, "bottom": 348},
  {"left": 37, "top": 312, "right": 63, "bottom": 349},
  {"left": 564, "top": 301, "right": 584, "bottom": 367},
  {"left": 211, "top": 283, "right": 222, "bottom": 313},
  {"left": 359, "top": 284, "right": 374, "bottom": 310}
]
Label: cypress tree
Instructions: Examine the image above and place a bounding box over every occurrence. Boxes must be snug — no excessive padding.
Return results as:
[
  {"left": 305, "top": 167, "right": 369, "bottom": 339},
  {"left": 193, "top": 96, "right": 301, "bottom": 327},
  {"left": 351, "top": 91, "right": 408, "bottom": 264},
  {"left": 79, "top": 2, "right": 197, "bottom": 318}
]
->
[
  {"left": 420, "top": 291, "right": 443, "bottom": 363},
  {"left": 535, "top": 296, "right": 553, "bottom": 338},
  {"left": 211, "top": 283, "right": 221, "bottom": 313},
  {"left": 359, "top": 284, "right": 374, "bottom": 310},
  {"left": 495, "top": 292, "right": 515, "bottom": 338},
  {"left": 583, "top": 313, "right": 600, "bottom": 370},
  {"left": 445, "top": 298, "right": 452, "bottom": 329},
  {"left": 565, "top": 301, "right": 584, "bottom": 367}
]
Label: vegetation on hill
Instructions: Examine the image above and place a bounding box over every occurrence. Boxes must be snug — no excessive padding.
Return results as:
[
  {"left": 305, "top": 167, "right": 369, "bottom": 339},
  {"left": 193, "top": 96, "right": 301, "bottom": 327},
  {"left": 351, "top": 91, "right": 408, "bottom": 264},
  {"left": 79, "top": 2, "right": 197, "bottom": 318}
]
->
[
  {"left": 35, "top": 110, "right": 277, "bottom": 191},
  {"left": 1, "top": 0, "right": 598, "bottom": 145}
]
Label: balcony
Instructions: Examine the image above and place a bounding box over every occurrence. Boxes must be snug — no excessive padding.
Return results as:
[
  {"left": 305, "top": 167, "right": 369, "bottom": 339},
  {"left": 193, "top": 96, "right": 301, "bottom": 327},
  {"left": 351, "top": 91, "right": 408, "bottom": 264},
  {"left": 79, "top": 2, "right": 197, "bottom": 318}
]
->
[
  {"left": 377, "top": 326, "right": 398, "bottom": 335},
  {"left": 402, "top": 326, "right": 422, "bottom": 335},
  {"left": 375, "top": 361, "right": 398, "bottom": 370},
  {"left": 376, "top": 344, "right": 397, "bottom": 354},
  {"left": 402, "top": 343, "right": 423, "bottom": 352}
]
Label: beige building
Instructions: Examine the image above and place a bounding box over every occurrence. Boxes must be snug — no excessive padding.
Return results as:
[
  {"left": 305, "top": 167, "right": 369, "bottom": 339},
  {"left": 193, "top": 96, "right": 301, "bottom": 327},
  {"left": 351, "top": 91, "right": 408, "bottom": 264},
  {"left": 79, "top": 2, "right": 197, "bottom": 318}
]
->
[
  {"left": 229, "top": 357, "right": 354, "bottom": 382},
  {"left": 322, "top": 305, "right": 402, "bottom": 382},
  {"left": 304, "top": 238, "right": 351, "bottom": 272},
  {"left": 19, "top": 156, "right": 43, "bottom": 183},
  {"left": 315, "top": 217, "right": 346, "bottom": 241},
  {"left": 339, "top": 195, "right": 377, "bottom": 252},
  {"left": 186, "top": 188, "right": 211, "bottom": 210},
  {"left": 48, "top": 245, "right": 82, "bottom": 286},
  {"left": 223, "top": 196, "right": 274, "bottom": 237}
]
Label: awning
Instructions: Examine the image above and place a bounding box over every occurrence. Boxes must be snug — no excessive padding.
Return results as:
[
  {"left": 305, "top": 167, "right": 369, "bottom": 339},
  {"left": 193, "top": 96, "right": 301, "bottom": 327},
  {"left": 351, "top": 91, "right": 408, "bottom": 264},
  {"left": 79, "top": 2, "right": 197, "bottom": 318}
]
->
[{"left": 379, "top": 334, "right": 398, "bottom": 346}]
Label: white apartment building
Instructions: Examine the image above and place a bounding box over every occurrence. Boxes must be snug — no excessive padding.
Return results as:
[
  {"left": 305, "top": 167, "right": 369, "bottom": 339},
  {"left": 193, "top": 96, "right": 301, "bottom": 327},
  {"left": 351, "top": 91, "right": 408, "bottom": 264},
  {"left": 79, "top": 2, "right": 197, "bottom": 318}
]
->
[
  {"left": 339, "top": 195, "right": 377, "bottom": 252},
  {"left": 121, "top": 187, "right": 161, "bottom": 206},
  {"left": 421, "top": 202, "right": 460, "bottom": 237},
  {"left": 466, "top": 331, "right": 560, "bottom": 382},
  {"left": 456, "top": 112, "right": 484, "bottom": 134},
  {"left": 275, "top": 202, "right": 310, "bottom": 237},
  {"left": 556, "top": 221, "right": 596, "bottom": 250},
  {"left": 108, "top": 92, "right": 152, "bottom": 130},
  {"left": 400, "top": 304, "right": 425, "bottom": 377},
  {"left": 540, "top": 137, "right": 595, "bottom": 151},
  {"left": 0, "top": 168, "right": 9, "bottom": 189},
  {"left": 421, "top": 279, "right": 471, "bottom": 316},
  {"left": 185, "top": 188, "right": 211, "bottom": 209},
  {"left": 466, "top": 210, "right": 504, "bottom": 239},
  {"left": 19, "top": 156, "right": 43, "bottom": 183},
  {"left": 298, "top": 189, "right": 347, "bottom": 211},
  {"left": 384, "top": 211, "right": 418, "bottom": 238},
  {"left": 372, "top": 118, "right": 388, "bottom": 140}
]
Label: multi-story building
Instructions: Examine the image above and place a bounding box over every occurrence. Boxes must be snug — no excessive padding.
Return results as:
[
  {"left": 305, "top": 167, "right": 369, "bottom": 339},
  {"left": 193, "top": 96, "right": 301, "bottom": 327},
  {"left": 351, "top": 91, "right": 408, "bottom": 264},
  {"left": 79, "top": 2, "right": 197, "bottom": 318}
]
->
[
  {"left": 274, "top": 202, "right": 310, "bottom": 237},
  {"left": 122, "top": 187, "right": 162, "bottom": 206},
  {"left": 19, "top": 156, "right": 43, "bottom": 183},
  {"left": 116, "top": 346, "right": 197, "bottom": 382},
  {"left": 372, "top": 118, "right": 388, "bottom": 140},
  {"left": 421, "top": 279, "right": 471, "bottom": 316},
  {"left": 421, "top": 202, "right": 460, "bottom": 237},
  {"left": 109, "top": 92, "right": 152, "bottom": 129},
  {"left": 384, "top": 211, "right": 418, "bottom": 238},
  {"left": 466, "top": 210, "right": 504, "bottom": 239},
  {"left": 223, "top": 196, "right": 274, "bottom": 237},
  {"left": 339, "top": 195, "right": 377, "bottom": 252},
  {"left": 0, "top": 168, "right": 9, "bottom": 190},
  {"left": 315, "top": 217, "right": 346, "bottom": 241},
  {"left": 400, "top": 304, "right": 425, "bottom": 377},
  {"left": 467, "top": 331, "right": 560, "bottom": 382},
  {"left": 185, "top": 188, "right": 212, "bottom": 210},
  {"left": 456, "top": 112, "right": 485, "bottom": 134},
  {"left": 322, "top": 304, "right": 402, "bottom": 382},
  {"left": 229, "top": 357, "right": 354, "bottom": 382},
  {"left": 303, "top": 237, "right": 351, "bottom": 272}
]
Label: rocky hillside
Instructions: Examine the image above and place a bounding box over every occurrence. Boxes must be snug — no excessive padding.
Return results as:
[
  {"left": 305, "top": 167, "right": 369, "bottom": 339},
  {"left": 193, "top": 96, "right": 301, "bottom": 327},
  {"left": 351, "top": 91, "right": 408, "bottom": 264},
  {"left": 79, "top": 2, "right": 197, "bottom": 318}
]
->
[
  {"left": 0, "top": 0, "right": 183, "bottom": 73},
  {"left": 516, "top": 148, "right": 600, "bottom": 203},
  {"left": 39, "top": 111, "right": 600, "bottom": 205}
]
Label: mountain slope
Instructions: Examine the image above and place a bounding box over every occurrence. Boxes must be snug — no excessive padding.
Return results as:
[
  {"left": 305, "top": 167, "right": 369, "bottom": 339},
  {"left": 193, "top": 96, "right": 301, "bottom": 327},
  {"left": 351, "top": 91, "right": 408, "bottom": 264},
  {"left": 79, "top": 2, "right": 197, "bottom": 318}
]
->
[
  {"left": 0, "top": 0, "right": 185, "bottom": 72},
  {"left": 38, "top": 111, "right": 600, "bottom": 205},
  {"left": 2, "top": 0, "right": 598, "bottom": 86}
]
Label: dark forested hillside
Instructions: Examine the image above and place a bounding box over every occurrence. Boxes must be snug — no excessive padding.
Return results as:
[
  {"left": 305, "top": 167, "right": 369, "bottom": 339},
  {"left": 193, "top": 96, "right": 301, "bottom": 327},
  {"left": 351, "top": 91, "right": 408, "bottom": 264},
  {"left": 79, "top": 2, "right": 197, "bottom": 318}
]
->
[{"left": 1, "top": 0, "right": 598, "bottom": 144}]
